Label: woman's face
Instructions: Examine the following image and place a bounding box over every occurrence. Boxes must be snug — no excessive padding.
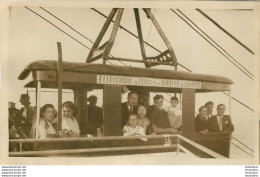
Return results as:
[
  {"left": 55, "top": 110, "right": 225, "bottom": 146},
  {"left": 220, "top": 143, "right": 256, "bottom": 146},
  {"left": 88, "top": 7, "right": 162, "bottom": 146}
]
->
[
  {"left": 63, "top": 107, "right": 73, "bottom": 118},
  {"left": 200, "top": 108, "right": 208, "bottom": 118},
  {"left": 137, "top": 106, "right": 147, "bottom": 118},
  {"left": 43, "top": 107, "right": 55, "bottom": 121},
  {"left": 129, "top": 115, "right": 137, "bottom": 128}
]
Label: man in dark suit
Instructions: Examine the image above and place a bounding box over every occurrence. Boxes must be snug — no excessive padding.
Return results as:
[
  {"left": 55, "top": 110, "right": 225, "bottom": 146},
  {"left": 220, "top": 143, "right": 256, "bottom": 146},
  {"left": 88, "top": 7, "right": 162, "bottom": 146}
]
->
[
  {"left": 121, "top": 91, "right": 138, "bottom": 127},
  {"left": 208, "top": 104, "right": 234, "bottom": 132}
]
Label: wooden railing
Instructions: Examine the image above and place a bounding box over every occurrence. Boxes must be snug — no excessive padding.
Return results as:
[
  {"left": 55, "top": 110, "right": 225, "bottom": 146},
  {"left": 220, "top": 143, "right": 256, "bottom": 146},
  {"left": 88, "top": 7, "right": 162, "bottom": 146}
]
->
[
  {"left": 178, "top": 134, "right": 227, "bottom": 159},
  {"left": 9, "top": 134, "right": 227, "bottom": 158}
]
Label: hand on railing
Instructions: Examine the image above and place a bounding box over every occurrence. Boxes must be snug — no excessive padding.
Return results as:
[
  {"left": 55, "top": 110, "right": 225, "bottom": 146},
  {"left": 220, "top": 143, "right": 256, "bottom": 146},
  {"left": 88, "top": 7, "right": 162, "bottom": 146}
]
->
[
  {"left": 167, "top": 128, "right": 178, "bottom": 134},
  {"left": 59, "top": 129, "right": 73, "bottom": 138},
  {"left": 200, "top": 129, "right": 209, "bottom": 135}
]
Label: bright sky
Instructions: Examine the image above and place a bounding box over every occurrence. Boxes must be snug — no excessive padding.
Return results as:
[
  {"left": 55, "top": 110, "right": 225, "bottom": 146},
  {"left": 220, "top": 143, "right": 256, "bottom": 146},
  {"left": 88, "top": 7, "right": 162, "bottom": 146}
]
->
[{"left": 5, "top": 7, "right": 257, "bottom": 150}]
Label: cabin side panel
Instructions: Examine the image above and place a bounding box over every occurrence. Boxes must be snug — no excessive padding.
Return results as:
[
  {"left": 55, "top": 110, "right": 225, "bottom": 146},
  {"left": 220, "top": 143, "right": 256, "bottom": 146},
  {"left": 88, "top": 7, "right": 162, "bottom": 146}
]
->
[
  {"left": 103, "top": 85, "right": 122, "bottom": 136},
  {"left": 181, "top": 89, "right": 195, "bottom": 137}
]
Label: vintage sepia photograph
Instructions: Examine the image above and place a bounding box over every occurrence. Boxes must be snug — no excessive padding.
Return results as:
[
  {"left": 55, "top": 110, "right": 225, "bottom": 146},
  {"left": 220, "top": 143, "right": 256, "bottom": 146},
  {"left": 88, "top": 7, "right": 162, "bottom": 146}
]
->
[{"left": 0, "top": 1, "right": 259, "bottom": 165}]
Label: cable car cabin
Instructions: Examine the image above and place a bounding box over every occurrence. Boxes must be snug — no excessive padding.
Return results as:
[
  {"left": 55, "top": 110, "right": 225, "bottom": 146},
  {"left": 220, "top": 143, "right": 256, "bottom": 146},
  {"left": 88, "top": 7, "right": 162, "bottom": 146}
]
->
[{"left": 12, "top": 60, "right": 233, "bottom": 158}]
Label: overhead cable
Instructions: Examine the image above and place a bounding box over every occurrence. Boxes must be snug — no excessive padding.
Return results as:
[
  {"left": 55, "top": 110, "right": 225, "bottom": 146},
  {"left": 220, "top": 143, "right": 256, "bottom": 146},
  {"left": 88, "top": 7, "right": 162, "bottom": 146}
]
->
[
  {"left": 196, "top": 9, "right": 254, "bottom": 55},
  {"left": 170, "top": 9, "right": 254, "bottom": 81},
  {"left": 25, "top": 7, "right": 91, "bottom": 50},
  {"left": 177, "top": 9, "right": 254, "bottom": 77}
]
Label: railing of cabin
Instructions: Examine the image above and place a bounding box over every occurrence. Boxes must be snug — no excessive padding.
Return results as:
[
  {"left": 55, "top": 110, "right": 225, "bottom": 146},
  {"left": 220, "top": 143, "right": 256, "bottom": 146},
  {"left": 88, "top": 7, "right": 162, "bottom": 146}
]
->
[{"left": 9, "top": 134, "right": 226, "bottom": 158}]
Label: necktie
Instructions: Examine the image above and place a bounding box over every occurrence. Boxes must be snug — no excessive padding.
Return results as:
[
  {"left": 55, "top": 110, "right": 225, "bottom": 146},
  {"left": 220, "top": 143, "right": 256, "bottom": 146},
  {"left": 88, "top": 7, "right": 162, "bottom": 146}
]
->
[{"left": 130, "top": 106, "right": 133, "bottom": 113}]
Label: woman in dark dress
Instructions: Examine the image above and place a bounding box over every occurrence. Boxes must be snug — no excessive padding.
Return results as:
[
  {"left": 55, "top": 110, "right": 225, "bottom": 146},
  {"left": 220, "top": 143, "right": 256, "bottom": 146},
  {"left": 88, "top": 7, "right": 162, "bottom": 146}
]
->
[{"left": 195, "top": 106, "right": 210, "bottom": 135}]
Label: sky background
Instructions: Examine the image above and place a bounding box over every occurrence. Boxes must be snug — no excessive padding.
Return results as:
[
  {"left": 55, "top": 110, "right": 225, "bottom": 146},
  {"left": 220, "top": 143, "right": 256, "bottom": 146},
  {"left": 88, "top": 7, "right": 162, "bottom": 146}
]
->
[{"left": 5, "top": 7, "right": 257, "bottom": 157}]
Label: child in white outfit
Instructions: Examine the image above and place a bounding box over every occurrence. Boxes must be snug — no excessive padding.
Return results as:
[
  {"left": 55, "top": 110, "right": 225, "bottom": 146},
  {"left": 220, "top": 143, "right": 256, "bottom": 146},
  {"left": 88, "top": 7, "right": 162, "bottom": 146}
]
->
[{"left": 123, "top": 113, "right": 145, "bottom": 136}]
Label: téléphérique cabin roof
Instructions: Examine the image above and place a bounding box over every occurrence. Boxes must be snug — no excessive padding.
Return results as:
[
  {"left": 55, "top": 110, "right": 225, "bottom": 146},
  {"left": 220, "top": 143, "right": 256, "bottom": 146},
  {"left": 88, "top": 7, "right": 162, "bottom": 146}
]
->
[{"left": 19, "top": 60, "right": 233, "bottom": 84}]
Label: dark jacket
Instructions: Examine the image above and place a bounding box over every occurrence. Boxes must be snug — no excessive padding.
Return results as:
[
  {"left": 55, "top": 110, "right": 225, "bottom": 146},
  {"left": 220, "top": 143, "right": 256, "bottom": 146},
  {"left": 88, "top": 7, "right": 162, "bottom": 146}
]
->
[
  {"left": 195, "top": 115, "right": 209, "bottom": 133},
  {"left": 87, "top": 105, "right": 103, "bottom": 136},
  {"left": 146, "top": 105, "right": 156, "bottom": 119},
  {"left": 208, "top": 115, "right": 234, "bottom": 132},
  {"left": 121, "top": 102, "right": 137, "bottom": 127},
  {"left": 20, "top": 106, "right": 36, "bottom": 137},
  {"left": 150, "top": 108, "right": 170, "bottom": 129}
]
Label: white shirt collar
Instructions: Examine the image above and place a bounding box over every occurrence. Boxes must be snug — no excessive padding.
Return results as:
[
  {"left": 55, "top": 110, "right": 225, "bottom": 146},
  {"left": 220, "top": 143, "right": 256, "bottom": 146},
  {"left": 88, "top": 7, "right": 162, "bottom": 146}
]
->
[{"left": 217, "top": 115, "right": 223, "bottom": 119}]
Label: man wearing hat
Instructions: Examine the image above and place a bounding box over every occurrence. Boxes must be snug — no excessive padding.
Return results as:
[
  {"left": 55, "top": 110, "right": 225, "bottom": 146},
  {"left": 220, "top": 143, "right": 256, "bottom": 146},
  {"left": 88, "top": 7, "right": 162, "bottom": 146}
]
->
[
  {"left": 20, "top": 94, "right": 35, "bottom": 137},
  {"left": 86, "top": 95, "right": 103, "bottom": 136}
]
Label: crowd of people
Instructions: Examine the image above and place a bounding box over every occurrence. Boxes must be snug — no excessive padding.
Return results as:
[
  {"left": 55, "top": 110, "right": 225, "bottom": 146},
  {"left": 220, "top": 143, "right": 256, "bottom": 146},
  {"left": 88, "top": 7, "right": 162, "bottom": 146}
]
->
[
  {"left": 121, "top": 92, "right": 234, "bottom": 137},
  {"left": 9, "top": 91, "right": 234, "bottom": 141}
]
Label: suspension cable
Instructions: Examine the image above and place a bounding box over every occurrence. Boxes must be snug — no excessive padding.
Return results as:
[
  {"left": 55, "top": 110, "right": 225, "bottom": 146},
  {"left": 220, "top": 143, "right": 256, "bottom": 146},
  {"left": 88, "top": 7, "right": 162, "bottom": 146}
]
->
[
  {"left": 26, "top": 6, "right": 113, "bottom": 66},
  {"left": 232, "top": 137, "right": 254, "bottom": 152},
  {"left": 39, "top": 7, "right": 94, "bottom": 44},
  {"left": 39, "top": 7, "right": 125, "bottom": 67},
  {"left": 171, "top": 9, "right": 254, "bottom": 81},
  {"left": 170, "top": 9, "right": 254, "bottom": 111},
  {"left": 25, "top": 7, "right": 91, "bottom": 50},
  {"left": 223, "top": 91, "right": 254, "bottom": 112},
  {"left": 230, "top": 141, "right": 254, "bottom": 158},
  {"left": 196, "top": 9, "right": 254, "bottom": 55},
  {"left": 177, "top": 9, "right": 254, "bottom": 77}
]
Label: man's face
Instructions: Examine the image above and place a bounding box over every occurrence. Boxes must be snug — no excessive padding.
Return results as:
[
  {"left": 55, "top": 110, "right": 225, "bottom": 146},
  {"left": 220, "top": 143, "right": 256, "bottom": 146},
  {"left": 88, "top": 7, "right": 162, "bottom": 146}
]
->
[
  {"left": 154, "top": 98, "right": 164, "bottom": 110},
  {"left": 200, "top": 108, "right": 208, "bottom": 118},
  {"left": 63, "top": 107, "right": 73, "bottom": 118},
  {"left": 170, "top": 100, "right": 178, "bottom": 108},
  {"left": 127, "top": 93, "right": 138, "bottom": 106},
  {"left": 217, "top": 105, "right": 225, "bottom": 116},
  {"left": 20, "top": 98, "right": 29, "bottom": 106},
  {"left": 89, "top": 99, "right": 97, "bottom": 106},
  {"left": 207, "top": 104, "right": 214, "bottom": 114}
]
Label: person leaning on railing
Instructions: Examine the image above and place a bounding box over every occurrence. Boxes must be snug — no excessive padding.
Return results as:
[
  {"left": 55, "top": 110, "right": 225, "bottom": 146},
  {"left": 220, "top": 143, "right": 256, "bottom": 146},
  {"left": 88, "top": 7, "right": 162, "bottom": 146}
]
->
[
  {"left": 195, "top": 106, "right": 210, "bottom": 135},
  {"left": 60, "top": 101, "right": 80, "bottom": 137},
  {"left": 37, "top": 104, "right": 57, "bottom": 139},
  {"left": 136, "top": 105, "right": 151, "bottom": 134},
  {"left": 205, "top": 101, "right": 214, "bottom": 117},
  {"left": 123, "top": 113, "right": 145, "bottom": 136},
  {"left": 208, "top": 104, "right": 234, "bottom": 133},
  {"left": 121, "top": 91, "right": 138, "bottom": 127},
  {"left": 150, "top": 95, "right": 178, "bottom": 134}
]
